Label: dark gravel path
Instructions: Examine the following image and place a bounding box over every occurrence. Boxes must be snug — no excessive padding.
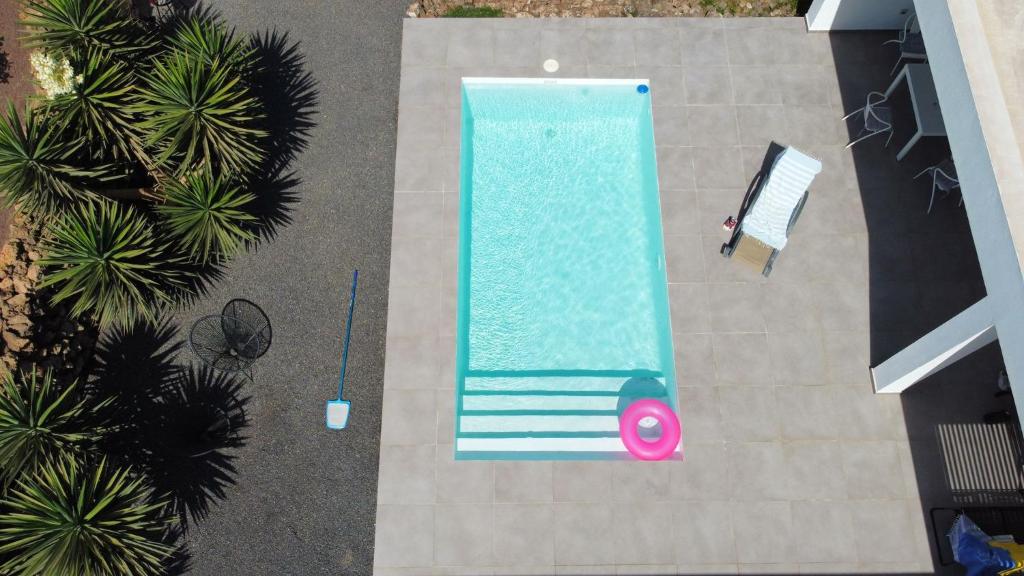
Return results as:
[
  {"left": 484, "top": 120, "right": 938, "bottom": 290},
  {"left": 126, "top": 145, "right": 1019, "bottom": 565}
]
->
[{"left": 175, "top": 2, "right": 405, "bottom": 574}]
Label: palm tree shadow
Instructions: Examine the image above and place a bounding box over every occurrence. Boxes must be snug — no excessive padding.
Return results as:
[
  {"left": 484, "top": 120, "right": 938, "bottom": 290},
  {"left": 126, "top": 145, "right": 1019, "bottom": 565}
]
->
[
  {"left": 90, "top": 317, "right": 250, "bottom": 530},
  {"left": 246, "top": 29, "right": 319, "bottom": 241}
]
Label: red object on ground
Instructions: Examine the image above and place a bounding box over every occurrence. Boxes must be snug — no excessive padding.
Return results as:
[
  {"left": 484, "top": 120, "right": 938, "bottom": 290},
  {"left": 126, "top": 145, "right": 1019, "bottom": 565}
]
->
[{"left": 722, "top": 216, "right": 738, "bottom": 231}]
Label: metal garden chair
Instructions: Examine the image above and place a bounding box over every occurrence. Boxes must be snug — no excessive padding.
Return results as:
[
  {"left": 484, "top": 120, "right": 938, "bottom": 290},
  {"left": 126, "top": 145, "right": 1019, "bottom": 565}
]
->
[
  {"left": 883, "top": 13, "right": 927, "bottom": 75},
  {"left": 915, "top": 158, "right": 960, "bottom": 213},
  {"left": 843, "top": 91, "right": 894, "bottom": 149}
]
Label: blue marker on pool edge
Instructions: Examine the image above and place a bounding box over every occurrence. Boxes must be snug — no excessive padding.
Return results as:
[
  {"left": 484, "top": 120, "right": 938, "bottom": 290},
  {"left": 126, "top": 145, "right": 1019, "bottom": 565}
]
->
[{"left": 637, "top": 84, "right": 649, "bottom": 94}]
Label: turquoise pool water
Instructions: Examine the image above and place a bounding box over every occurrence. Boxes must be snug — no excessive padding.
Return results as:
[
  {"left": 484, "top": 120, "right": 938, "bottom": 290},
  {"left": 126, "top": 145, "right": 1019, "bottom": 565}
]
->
[{"left": 455, "top": 79, "right": 679, "bottom": 459}]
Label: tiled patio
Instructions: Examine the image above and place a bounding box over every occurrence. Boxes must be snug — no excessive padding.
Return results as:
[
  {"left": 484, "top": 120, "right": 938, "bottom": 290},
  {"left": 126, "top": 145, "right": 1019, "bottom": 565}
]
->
[{"left": 377, "top": 16, "right": 998, "bottom": 575}]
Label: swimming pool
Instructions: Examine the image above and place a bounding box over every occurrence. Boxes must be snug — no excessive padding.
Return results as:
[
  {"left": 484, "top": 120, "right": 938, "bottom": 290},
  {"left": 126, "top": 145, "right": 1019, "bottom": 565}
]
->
[{"left": 455, "top": 78, "right": 680, "bottom": 460}]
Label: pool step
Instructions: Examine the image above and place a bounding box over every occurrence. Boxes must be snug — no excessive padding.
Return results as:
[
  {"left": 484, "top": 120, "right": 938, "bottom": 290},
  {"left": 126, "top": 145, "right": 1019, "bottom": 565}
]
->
[{"left": 455, "top": 390, "right": 682, "bottom": 459}]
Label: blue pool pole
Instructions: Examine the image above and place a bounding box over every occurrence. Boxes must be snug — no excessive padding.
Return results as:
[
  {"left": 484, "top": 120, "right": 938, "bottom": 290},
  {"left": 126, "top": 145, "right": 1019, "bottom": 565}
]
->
[{"left": 326, "top": 270, "right": 358, "bottom": 429}]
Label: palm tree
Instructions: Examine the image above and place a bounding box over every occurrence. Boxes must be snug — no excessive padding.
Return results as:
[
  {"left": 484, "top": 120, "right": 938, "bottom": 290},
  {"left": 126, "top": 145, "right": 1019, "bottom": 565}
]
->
[
  {"left": 135, "top": 50, "right": 267, "bottom": 177},
  {"left": 0, "top": 456, "right": 174, "bottom": 576},
  {"left": 38, "top": 201, "right": 189, "bottom": 329},
  {"left": 0, "top": 102, "right": 110, "bottom": 214},
  {"left": 157, "top": 167, "right": 257, "bottom": 264},
  {"left": 0, "top": 369, "right": 105, "bottom": 487}
]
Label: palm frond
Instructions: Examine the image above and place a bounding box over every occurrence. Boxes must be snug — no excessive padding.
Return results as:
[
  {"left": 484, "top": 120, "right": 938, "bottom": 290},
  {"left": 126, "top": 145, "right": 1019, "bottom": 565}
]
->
[
  {"left": 21, "top": 0, "right": 150, "bottom": 57},
  {"left": 166, "top": 11, "right": 255, "bottom": 71},
  {"left": 0, "top": 456, "right": 174, "bottom": 576},
  {"left": 0, "top": 101, "right": 108, "bottom": 214},
  {"left": 0, "top": 369, "right": 107, "bottom": 487},
  {"left": 37, "top": 201, "right": 190, "bottom": 329},
  {"left": 157, "top": 168, "right": 257, "bottom": 264}
]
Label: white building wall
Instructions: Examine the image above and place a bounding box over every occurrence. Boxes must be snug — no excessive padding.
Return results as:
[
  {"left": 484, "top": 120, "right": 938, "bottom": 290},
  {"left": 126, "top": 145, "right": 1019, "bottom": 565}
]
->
[{"left": 806, "top": 0, "right": 914, "bottom": 31}]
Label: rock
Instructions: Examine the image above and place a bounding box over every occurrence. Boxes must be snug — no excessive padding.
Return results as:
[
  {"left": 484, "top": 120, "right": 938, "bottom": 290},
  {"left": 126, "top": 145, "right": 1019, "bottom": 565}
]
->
[
  {"left": 26, "top": 266, "right": 40, "bottom": 282},
  {"left": 0, "top": 244, "right": 17, "bottom": 268},
  {"left": 12, "top": 278, "right": 29, "bottom": 294},
  {"left": 26, "top": 251, "right": 40, "bottom": 262},
  {"left": 6, "top": 294, "right": 27, "bottom": 309},
  {"left": 0, "top": 277, "right": 12, "bottom": 292},
  {"left": 3, "top": 331, "right": 29, "bottom": 352}
]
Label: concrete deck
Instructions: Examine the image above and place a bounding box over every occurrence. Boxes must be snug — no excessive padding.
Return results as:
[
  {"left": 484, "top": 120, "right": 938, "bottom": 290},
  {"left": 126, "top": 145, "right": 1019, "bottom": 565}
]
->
[{"left": 378, "top": 17, "right": 999, "bottom": 575}]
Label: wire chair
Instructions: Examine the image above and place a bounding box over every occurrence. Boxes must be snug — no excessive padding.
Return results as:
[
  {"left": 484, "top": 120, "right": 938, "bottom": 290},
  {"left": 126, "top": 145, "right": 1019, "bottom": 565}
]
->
[{"left": 843, "top": 91, "right": 894, "bottom": 149}]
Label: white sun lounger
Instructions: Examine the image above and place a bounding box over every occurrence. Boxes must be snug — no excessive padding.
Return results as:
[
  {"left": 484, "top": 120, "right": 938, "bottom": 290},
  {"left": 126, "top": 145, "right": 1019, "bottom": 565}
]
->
[{"left": 721, "top": 146, "right": 822, "bottom": 276}]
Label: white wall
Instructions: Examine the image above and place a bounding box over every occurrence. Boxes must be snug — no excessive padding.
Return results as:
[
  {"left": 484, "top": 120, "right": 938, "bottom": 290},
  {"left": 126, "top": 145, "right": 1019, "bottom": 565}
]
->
[{"left": 806, "top": 0, "right": 915, "bottom": 31}]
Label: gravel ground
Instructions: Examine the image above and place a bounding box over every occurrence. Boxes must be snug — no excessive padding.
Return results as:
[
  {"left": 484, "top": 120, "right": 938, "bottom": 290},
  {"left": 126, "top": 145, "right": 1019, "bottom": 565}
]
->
[
  {"left": 176, "top": 2, "right": 404, "bottom": 574},
  {"left": 0, "top": 0, "right": 35, "bottom": 247}
]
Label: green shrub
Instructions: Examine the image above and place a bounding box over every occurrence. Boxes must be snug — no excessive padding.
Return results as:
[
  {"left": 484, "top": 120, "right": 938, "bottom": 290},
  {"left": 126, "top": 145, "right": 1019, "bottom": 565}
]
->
[
  {"left": 21, "top": 0, "right": 147, "bottom": 56},
  {"left": 38, "top": 201, "right": 187, "bottom": 329},
  {"left": 157, "top": 168, "right": 257, "bottom": 264},
  {"left": 442, "top": 5, "right": 503, "bottom": 17},
  {"left": 135, "top": 50, "right": 267, "bottom": 177},
  {"left": 0, "top": 456, "right": 173, "bottom": 576},
  {"left": 166, "top": 12, "right": 255, "bottom": 70},
  {"left": 0, "top": 370, "right": 106, "bottom": 487},
  {"left": 0, "top": 102, "right": 110, "bottom": 213}
]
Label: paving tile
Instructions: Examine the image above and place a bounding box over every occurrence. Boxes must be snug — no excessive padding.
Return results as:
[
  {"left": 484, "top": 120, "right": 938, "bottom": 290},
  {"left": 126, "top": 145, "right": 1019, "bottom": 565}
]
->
[
  {"left": 687, "top": 105, "right": 739, "bottom": 146},
  {"left": 397, "top": 105, "right": 445, "bottom": 150},
  {"left": 823, "top": 331, "right": 872, "bottom": 387},
  {"left": 656, "top": 146, "right": 696, "bottom": 190},
  {"left": 493, "top": 503, "right": 555, "bottom": 565},
  {"left": 673, "top": 500, "right": 736, "bottom": 564},
  {"left": 784, "top": 441, "right": 846, "bottom": 500},
  {"left": 374, "top": 505, "right": 434, "bottom": 567},
  {"left": 610, "top": 461, "right": 672, "bottom": 503},
  {"left": 381, "top": 389, "right": 437, "bottom": 446},
  {"left": 554, "top": 503, "right": 617, "bottom": 565},
  {"left": 495, "top": 461, "right": 553, "bottom": 503},
  {"left": 613, "top": 501, "right": 676, "bottom": 564},
  {"left": 436, "top": 391, "right": 455, "bottom": 444},
  {"left": 697, "top": 188, "right": 745, "bottom": 236},
  {"left": 653, "top": 106, "right": 690, "bottom": 146},
  {"left": 402, "top": 24, "right": 448, "bottom": 67},
  {"left": 775, "top": 385, "right": 841, "bottom": 441},
  {"left": 768, "top": 332, "right": 827, "bottom": 386},
  {"left": 777, "top": 65, "right": 833, "bottom": 107},
  {"left": 447, "top": 26, "right": 494, "bottom": 67},
  {"left": 671, "top": 442, "right": 732, "bottom": 500},
  {"left": 436, "top": 444, "right": 493, "bottom": 503},
  {"left": 553, "top": 461, "right": 614, "bottom": 502},
  {"left": 557, "top": 566, "right": 617, "bottom": 575},
  {"left": 386, "top": 285, "right": 440, "bottom": 339},
  {"left": 707, "top": 282, "right": 766, "bottom": 333},
  {"left": 739, "top": 564, "right": 800, "bottom": 574},
  {"left": 849, "top": 500, "right": 929, "bottom": 564},
  {"left": 394, "top": 140, "right": 446, "bottom": 192},
  {"left": 540, "top": 29, "right": 588, "bottom": 66},
  {"left": 399, "top": 67, "right": 446, "bottom": 107},
  {"left": 841, "top": 441, "right": 907, "bottom": 500},
  {"left": 731, "top": 65, "right": 784, "bottom": 104},
  {"left": 790, "top": 501, "right": 857, "bottom": 563},
  {"left": 811, "top": 281, "right": 870, "bottom": 332},
  {"left": 435, "top": 504, "right": 494, "bottom": 566},
  {"left": 732, "top": 501, "right": 793, "bottom": 563},
  {"left": 616, "top": 565, "right": 676, "bottom": 575},
  {"left": 661, "top": 189, "right": 701, "bottom": 234},
  {"left": 831, "top": 387, "right": 906, "bottom": 441},
  {"left": 719, "top": 386, "right": 780, "bottom": 442},
  {"left": 585, "top": 27, "right": 635, "bottom": 65},
  {"left": 669, "top": 283, "right": 711, "bottom": 333},
  {"left": 635, "top": 28, "right": 681, "bottom": 65},
  {"left": 676, "top": 564, "right": 738, "bottom": 574},
  {"left": 393, "top": 192, "right": 444, "bottom": 238},
  {"left": 674, "top": 333, "right": 716, "bottom": 387},
  {"left": 760, "top": 282, "right": 820, "bottom": 333},
  {"left": 384, "top": 334, "right": 440, "bottom": 389},
  {"left": 729, "top": 442, "right": 790, "bottom": 500},
  {"left": 587, "top": 64, "right": 638, "bottom": 78},
  {"left": 785, "top": 105, "right": 843, "bottom": 147},
  {"left": 703, "top": 239, "right": 756, "bottom": 286},
  {"left": 377, "top": 445, "right": 436, "bottom": 504},
  {"left": 494, "top": 28, "right": 540, "bottom": 67},
  {"left": 712, "top": 333, "right": 772, "bottom": 386},
  {"left": 442, "top": 191, "right": 460, "bottom": 239},
  {"left": 692, "top": 147, "right": 745, "bottom": 188},
  {"left": 639, "top": 66, "right": 686, "bottom": 106},
  {"left": 735, "top": 105, "right": 791, "bottom": 146},
  {"left": 684, "top": 66, "right": 734, "bottom": 105},
  {"left": 389, "top": 235, "right": 443, "bottom": 289},
  {"left": 664, "top": 235, "right": 705, "bottom": 283},
  {"left": 679, "top": 25, "right": 728, "bottom": 66},
  {"left": 678, "top": 386, "right": 723, "bottom": 443}
]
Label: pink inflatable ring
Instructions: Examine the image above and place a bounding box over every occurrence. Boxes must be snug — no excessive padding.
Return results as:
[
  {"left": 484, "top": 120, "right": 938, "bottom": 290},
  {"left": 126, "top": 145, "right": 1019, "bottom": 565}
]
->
[{"left": 619, "top": 399, "right": 681, "bottom": 461}]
